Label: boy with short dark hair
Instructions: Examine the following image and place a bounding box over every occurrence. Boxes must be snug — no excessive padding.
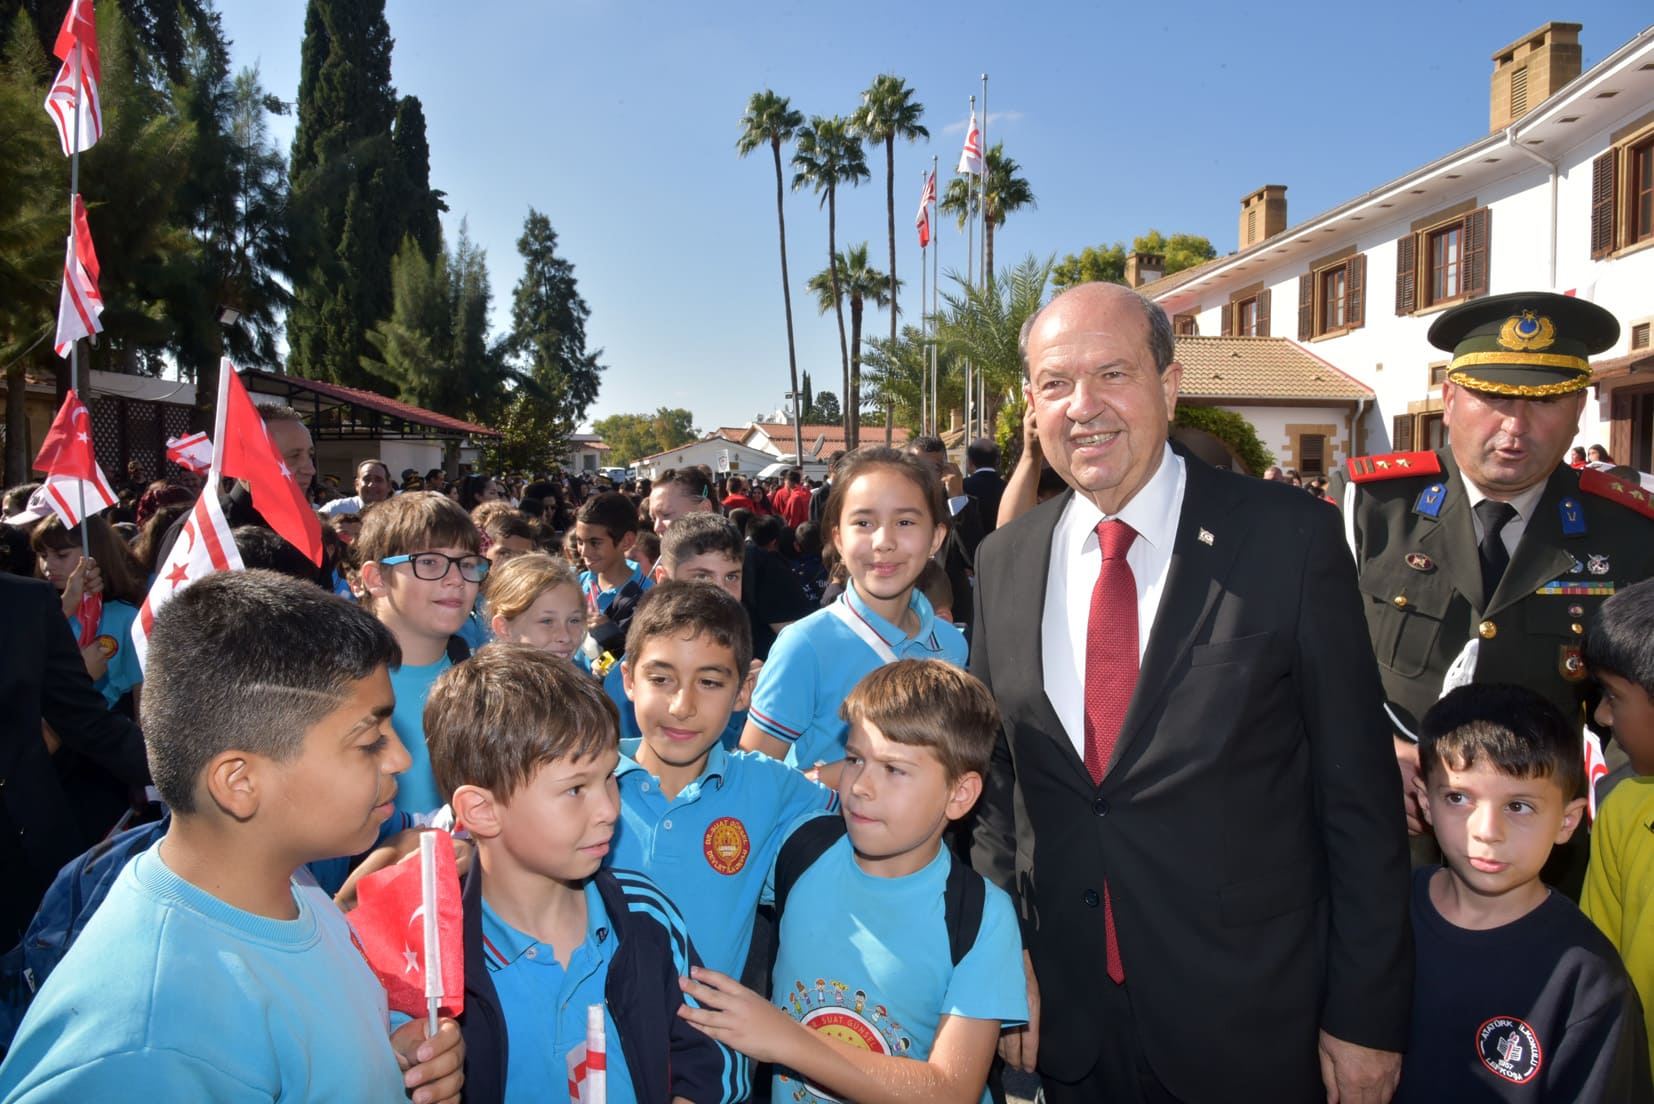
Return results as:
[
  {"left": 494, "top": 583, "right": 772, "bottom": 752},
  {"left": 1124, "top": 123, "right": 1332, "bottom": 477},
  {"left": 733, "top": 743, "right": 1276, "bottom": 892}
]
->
[
  {"left": 1396, "top": 682, "right": 1650, "bottom": 1102},
  {"left": 680, "top": 659, "right": 1027, "bottom": 1104},
  {"left": 610, "top": 582, "right": 837, "bottom": 983},
  {"left": 575, "top": 490, "right": 651, "bottom": 658},
  {"left": 423, "top": 644, "right": 739, "bottom": 1104},
  {"left": 0, "top": 571, "right": 463, "bottom": 1102},
  {"left": 356, "top": 493, "right": 487, "bottom": 816},
  {"left": 1582, "top": 578, "right": 1654, "bottom": 1074}
]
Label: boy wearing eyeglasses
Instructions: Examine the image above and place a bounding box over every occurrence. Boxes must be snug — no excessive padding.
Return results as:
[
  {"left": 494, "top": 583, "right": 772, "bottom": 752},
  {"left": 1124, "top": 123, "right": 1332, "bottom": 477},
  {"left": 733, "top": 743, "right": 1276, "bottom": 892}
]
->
[{"left": 356, "top": 494, "right": 492, "bottom": 817}]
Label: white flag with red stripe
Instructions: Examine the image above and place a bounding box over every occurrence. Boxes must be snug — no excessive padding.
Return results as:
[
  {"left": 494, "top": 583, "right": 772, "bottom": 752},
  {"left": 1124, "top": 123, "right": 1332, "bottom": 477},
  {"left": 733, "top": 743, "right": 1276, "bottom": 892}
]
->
[
  {"left": 1584, "top": 729, "right": 1610, "bottom": 822},
  {"left": 166, "top": 431, "right": 213, "bottom": 473},
  {"left": 916, "top": 171, "right": 935, "bottom": 248},
  {"left": 131, "top": 489, "right": 244, "bottom": 668},
  {"left": 54, "top": 195, "right": 103, "bottom": 357},
  {"left": 956, "top": 110, "right": 983, "bottom": 175},
  {"left": 43, "top": 0, "right": 101, "bottom": 156}
]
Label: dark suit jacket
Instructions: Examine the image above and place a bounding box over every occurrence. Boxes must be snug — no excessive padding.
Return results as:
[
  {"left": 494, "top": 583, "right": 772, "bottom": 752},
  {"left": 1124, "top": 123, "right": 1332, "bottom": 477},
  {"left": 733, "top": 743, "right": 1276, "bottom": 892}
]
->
[
  {"left": 963, "top": 468, "right": 1006, "bottom": 534},
  {"left": 0, "top": 575, "right": 151, "bottom": 939},
  {"left": 969, "top": 451, "right": 1412, "bottom": 1102}
]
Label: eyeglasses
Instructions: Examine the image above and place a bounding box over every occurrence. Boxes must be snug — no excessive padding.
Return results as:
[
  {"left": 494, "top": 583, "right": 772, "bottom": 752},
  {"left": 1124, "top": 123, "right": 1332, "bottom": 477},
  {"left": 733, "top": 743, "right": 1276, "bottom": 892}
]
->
[{"left": 378, "top": 552, "right": 490, "bottom": 583}]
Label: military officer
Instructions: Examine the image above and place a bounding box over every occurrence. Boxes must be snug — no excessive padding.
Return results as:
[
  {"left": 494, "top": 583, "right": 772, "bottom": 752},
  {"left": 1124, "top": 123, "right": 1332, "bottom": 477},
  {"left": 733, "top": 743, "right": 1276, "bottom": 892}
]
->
[{"left": 1330, "top": 291, "right": 1654, "bottom": 891}]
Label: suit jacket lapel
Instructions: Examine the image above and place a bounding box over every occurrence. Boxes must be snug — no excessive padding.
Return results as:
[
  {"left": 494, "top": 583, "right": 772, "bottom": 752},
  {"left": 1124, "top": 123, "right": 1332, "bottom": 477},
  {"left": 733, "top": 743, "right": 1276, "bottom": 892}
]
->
[
  {"left": 1010, "top": 490, "right": 1092, "bottom": 785},
  {"left": 1488, "top": 465, "right": 1577, "bottom": 618},
  {"left": 1108, "top": 453, "right": 1242, "bottom": 773}
]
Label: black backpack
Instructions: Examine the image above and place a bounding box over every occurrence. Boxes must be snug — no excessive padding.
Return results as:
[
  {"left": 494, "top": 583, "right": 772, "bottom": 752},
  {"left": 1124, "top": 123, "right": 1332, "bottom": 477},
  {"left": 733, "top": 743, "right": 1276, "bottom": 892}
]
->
[{"left": 771, "top": 816, "right": 985, "bottom": 967}]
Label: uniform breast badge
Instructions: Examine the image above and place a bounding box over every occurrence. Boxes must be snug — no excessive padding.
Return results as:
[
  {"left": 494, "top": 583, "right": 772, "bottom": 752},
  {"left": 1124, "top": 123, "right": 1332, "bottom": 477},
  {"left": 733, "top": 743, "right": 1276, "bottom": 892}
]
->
[{"left": 702, "top": 816, "right": 751, "bottom": 875}]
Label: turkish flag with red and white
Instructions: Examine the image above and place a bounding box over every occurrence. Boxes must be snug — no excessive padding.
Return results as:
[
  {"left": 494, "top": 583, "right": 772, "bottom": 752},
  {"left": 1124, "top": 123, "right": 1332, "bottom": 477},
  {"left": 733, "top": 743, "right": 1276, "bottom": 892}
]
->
[
  {"left": 54, "top": 195, "right": 103, "bottom": 358},
  {"left": 916, "top": 171, "right": 935, "bottom": 248},
  {"left": 131, "top": 488, "right": 243, "bottom": 668},
  {"left": 43, "top": 0, "right": 101, "bottom": 156},
  {"left": 8, "top": 389, "right": 118, "bottom": 530},
  {"left": 219, "top": 359, "right": 323, "bottom": 565},
  {"left": 166, "top": 432, "right": 213, "bottom": 474},
  {"left": 348, "top": 831, "right": 466, "bottom": 1019}
]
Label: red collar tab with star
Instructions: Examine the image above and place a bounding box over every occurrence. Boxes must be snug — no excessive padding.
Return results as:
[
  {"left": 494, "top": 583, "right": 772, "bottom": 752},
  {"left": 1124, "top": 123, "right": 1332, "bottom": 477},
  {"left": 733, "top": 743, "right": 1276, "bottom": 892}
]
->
[
  {"left": 1344, "top": 452, "right": 1442, "bottom": 483},
  {"left": 1579, "top": 467, "right": 1654, "bottom": 520}
]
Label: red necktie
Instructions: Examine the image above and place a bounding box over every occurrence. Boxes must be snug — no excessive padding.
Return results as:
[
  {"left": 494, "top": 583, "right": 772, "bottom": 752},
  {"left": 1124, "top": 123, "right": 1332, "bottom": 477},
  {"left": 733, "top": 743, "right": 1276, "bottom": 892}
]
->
[{"left": 1084, "top": 518, "right": 1137, "bottom": 984}]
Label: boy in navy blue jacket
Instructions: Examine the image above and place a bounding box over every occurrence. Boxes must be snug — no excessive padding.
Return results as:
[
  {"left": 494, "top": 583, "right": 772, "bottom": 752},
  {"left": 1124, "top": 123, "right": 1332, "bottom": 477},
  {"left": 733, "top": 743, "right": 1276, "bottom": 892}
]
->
[{"left": 423, "top": 643, "right": 740, "bottom": 1104}]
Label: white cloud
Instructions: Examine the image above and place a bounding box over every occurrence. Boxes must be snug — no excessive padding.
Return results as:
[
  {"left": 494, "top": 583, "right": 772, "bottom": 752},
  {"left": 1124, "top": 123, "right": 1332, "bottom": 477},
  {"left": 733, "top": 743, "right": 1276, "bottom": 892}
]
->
[{"left": 940, "top": 110, "right": 1025, "bottom": 135}]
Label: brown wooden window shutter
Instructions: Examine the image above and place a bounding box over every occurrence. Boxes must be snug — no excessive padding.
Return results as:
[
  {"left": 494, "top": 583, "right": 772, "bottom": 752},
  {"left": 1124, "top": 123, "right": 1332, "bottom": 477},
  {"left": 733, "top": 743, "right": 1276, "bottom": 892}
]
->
[
  {"left": 1395, "top": 234, "right": 1417, "bottom": 315},
  {"left": 1220, "top": 302, "right": 1234, "bottom": 336},
  {"left": 1346, "top": 254, "right": 1366, "bottom": 329},
  {"left": 1392, "top": 414, "right": 1415, "bottom": 452},
  {"left": 1463, "top": 207, "right": 1491, "bottom": 299},
  {"left": 1297, "top": 275, "right": 1314, "bottom": 340},
  {"left": 1591, "top": 150, "right": 1618, "bottom": 259},
  {"left": 1632, "top": 321, "right": 1650, "bottom": 350},
  {"left": 1256, "top": 288, "right": 1272, "bottom": 337}
]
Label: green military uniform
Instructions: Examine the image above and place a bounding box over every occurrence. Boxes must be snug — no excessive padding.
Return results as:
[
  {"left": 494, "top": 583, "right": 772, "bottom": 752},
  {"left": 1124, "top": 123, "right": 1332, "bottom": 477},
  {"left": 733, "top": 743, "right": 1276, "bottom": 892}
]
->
[{"left": 1329, "top": 290, "right": 1653, "bottom": 894}]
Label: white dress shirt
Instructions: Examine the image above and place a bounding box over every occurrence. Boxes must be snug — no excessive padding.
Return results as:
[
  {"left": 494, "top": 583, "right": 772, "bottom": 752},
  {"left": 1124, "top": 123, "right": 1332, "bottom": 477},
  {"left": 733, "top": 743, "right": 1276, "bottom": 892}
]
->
[
  {"left": 1461, "top": 478, "right": 1547, "bottom": 559},
  {"left": 1042, "top": 444, "right": 1186, "bottom": 758}
]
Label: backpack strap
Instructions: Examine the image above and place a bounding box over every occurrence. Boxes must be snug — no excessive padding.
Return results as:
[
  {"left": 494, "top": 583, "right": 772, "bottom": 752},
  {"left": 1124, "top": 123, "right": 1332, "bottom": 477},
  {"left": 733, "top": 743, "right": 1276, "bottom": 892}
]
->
[
  {"left": 445, "top": 634, "right": 472, "bottom": 665},
  {"left": 941, "top": 852, "right": 986, "bottom": 968},
  {"left": 772, "top": 816, "right": 848, "bottom": 918}
]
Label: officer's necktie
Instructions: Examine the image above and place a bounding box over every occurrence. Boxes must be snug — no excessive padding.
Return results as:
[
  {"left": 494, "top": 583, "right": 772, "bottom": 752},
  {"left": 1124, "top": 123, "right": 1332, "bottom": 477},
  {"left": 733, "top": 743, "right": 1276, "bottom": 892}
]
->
[
  {"left": 1474, "top": 499, "right": 1518, "bottom": 607},
  {"left": 1084, "top": 518, "right": 1136, "bottom": 985}
]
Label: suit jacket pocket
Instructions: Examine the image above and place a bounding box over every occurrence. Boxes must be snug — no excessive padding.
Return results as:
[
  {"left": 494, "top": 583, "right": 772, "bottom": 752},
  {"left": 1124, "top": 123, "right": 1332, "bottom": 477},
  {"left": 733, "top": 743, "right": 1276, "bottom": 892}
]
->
[
  {"left": 1358, "top": 569, "right": 1453, "bottom": 679},
  {"left": 1189, "top": 630, "right": 1274, "bottom": 667},
  {"left": 1219, "top": 866, "right": 1326, "bottom": 927}
]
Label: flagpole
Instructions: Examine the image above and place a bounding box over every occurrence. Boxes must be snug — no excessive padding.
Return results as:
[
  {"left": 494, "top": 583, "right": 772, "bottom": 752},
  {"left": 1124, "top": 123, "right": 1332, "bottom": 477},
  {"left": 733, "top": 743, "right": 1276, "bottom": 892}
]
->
[
  {"left": 209, "top": 358, "right": 232, "bottom": 492},
  {"left": 65, "top": 61, "right": 91, "bottom": 558},
  {"left": 930, "top": 154, "right": 939, "bottom": 440},
  {"left": 978, "top": 74, "right": 989, "bottom": 442},
  {"left": 919, "top": 169, "right": 928, "bottom": 436}
]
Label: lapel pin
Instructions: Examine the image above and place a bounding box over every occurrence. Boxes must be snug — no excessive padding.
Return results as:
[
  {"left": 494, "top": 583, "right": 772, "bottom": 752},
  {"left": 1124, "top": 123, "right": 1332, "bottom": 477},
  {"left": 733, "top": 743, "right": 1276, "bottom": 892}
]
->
[
  {"left": 1404, "top": 552, "right": 1434, "bottom": 572},
  {"left": 1588, "top": 554, "right": 1610, "bottom": 576},
  {"left": 1198, "top": 528, "right": 1214, "bottom": 546}
]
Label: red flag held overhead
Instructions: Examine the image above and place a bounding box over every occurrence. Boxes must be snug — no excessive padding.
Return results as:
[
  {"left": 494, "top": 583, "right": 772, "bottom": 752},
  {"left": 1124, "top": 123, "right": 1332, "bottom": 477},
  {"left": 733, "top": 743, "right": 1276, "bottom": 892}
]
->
[
  {"left": 43, "top": 0, "right": 102, "bottom": 155},
  {"left": 219, "top": 361, "right": 324, "bottom": 565}
]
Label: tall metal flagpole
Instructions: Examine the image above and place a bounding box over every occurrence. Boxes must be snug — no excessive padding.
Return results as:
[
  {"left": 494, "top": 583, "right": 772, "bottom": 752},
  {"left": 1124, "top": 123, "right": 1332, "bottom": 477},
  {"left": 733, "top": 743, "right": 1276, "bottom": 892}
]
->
[
  {"left": 978, "top": 73, "right": 989, "bottom": 442},
  {"left": 931, "top": 154, "right": 939, "bottom": 439},
  {"left": 67, "top": 68, "right": 90, "bottom": 558},
  {"left": 919, "top": 169, "right": 928, "bottom": 436},
  {"left": 963, "top": 95, "right": 975, "bottom": 450}
]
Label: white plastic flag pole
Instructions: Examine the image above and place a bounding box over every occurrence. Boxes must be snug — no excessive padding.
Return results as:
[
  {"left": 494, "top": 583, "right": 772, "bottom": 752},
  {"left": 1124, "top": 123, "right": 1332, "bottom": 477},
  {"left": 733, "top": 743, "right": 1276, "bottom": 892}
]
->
[
  {"left": 585, "top": 1003, "right": 607, "bottom": 1104},
  {"left": 419, "top": 832, "right": 442, "bottom": 1036}
]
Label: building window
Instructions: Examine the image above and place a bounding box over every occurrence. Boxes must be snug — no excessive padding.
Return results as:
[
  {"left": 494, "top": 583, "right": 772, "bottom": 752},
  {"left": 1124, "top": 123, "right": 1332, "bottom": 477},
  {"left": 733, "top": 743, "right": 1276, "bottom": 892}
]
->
[
  {"left": 1395, "top": 206, "right": 1490, "bottom": 315},
  {"left": 1173, "top": 312, "right": 1197, "bottom": 336},
  {"left": 1590, "top": 132, "right": 1654, "bottom": 258},
  {"left": 1236, "top": 298, "right": 1258, "bottom": 336},
  {"left": 1634, "top": 138, "right": 1654, "bottom": 246},
  {"left": 1298, "top": 434, "right": 1326, "bottom": 476},
  {"left": 1220, "top": 288, "right": 1270, "bottom": 337},
  {"left": 1297, "top": 254, "right": 1366, "bottom": 340},
  {"left": 1429, "top": 360, "right": 1450, "bottom": 386},
  {"left": 1633, "top": 321, "right": 1651, "bottom": 351}
]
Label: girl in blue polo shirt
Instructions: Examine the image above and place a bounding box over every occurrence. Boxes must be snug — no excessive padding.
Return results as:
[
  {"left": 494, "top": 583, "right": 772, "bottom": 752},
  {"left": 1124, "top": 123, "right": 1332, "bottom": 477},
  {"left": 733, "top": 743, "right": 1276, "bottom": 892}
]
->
[
  {"left": 740, "top": 448, "right": 967, "bottom": 784},
  {"left": 31, "top": 514, "right": 147, "bottom": 713}
]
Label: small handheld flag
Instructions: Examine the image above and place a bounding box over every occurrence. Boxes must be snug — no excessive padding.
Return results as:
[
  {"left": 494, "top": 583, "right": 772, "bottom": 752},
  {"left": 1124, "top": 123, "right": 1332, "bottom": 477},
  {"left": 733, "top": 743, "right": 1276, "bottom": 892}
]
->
[
  {"left": 219, "top": 360, "right": 324, "bottom": 564},
  {"left": 131, "top": 488, "right": 244, "bottom": 667},
  {"left": 420, "top": 832, "right": 444, "bottom": 1036},
  {"left": 53, "top": 196, "right": 103, "bottom": 358},
  {"left": 166, "top": 432, "right": 213, "bottom": 474},
  {"left": 566, "top": 1004, "right": 607, "bottom": 1104},
  {"left": 26, "top": 389, "right": 116, "bottom": 529},
  {"left": 348, "top": 830, "right": 465, "bottom": 1021},
  {"left": 1584, "top": 729, "right": 1610, "bottom": 822}
]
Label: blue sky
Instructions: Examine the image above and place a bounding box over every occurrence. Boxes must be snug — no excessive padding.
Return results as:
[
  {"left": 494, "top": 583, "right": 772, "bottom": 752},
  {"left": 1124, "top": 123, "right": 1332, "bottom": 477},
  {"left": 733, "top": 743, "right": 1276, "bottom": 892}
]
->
[{"left": 216, "top": 1, "right": 1650, "bottom": 432}]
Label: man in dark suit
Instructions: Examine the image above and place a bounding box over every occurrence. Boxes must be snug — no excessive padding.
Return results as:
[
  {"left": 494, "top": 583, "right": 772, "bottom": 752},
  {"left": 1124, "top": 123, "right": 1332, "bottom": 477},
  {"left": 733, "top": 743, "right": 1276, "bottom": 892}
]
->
[
  {"left": 0, "top": 574, "right": 151, "bottom": 940},
  {"left": 970, "top": 282, "right": 1411, "bottom": 1103},
  {"left": 963, "top": 437, "right": 1006, "bottom": 534}
]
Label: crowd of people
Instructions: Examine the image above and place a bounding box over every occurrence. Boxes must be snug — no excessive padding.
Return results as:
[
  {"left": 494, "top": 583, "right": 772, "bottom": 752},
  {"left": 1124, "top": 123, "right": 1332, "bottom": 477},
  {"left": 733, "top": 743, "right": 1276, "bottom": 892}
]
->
[{"left": 2, "top": 282, "right": 1654, "bottom": 1103}]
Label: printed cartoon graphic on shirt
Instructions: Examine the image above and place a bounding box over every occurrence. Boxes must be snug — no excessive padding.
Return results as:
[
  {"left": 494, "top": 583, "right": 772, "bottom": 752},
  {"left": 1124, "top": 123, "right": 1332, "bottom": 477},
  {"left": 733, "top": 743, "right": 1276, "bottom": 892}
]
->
[
  {"left": 1478, "top": 1016, "right": 1543, "bottom": 1084},
  {"left": 702, "top": 816, "right": 750, "bottom": 875},
  {"left": 778, "top": 973, "right": 914, "bottom": 1103}
]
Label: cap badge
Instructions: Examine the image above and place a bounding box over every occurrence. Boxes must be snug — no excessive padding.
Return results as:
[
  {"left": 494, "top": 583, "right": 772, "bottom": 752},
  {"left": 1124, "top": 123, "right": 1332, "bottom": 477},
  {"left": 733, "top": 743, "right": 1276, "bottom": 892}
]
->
[{"left": 1498, "top": 310, "right": 1556, "bottom": 352}]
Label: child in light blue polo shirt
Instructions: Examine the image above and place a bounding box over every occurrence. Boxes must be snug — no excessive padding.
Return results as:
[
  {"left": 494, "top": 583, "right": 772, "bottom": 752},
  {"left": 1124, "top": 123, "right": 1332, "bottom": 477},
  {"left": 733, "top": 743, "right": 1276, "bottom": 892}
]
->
[
  {"left": 609, "top": 582, "right": 838, "bottom": 980},
  {"left": 739, "top": 449, "right": 967, "bottom": 784}
]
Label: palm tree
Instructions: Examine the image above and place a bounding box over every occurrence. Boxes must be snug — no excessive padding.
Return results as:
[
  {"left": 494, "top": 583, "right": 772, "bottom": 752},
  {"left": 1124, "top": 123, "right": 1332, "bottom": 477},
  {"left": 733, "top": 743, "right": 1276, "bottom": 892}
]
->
[
  {"left": 808, "top": 243, "right": 897, "bottom": 437},
  {"left": 933, "top": 254, "right": 1053, "bottom": 434},
  {"left": 850, "top": 75, "right": 927, "bottom": 445},
  {"left": 791, "top": 115, "right": 869, "bottom": 445},
  {"left": 736, "top": 90, "right": 806, "bottom": 465},
  {"left": 939, "top": 142, "right": 1036, "bottom": 284}
]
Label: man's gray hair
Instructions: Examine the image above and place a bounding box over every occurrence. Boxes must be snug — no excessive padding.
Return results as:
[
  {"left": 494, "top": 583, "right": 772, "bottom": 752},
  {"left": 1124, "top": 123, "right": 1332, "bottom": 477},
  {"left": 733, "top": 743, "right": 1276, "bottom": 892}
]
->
[{"left": 1018, "top": 284, "right": 1177, "bottom": 377}]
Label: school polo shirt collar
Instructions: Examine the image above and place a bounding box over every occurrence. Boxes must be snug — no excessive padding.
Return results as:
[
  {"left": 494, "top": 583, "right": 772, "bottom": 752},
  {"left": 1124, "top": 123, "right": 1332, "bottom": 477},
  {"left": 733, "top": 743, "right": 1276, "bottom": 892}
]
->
[
  {"left": 479, "top": 880, "right": 611, "bottom": 973},
  {"left": 842, "top": 580, "right": 944, "bottom": 653},
  {"left": 617, "top": 738, "right": 728, "bottom": 794}
]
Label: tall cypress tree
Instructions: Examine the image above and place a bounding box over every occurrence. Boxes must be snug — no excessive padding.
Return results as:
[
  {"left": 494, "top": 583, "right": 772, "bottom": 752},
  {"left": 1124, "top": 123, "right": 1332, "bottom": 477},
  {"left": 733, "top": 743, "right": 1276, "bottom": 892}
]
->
[{"left": 286, "top": 0, "right": 437, "bottom": 390}]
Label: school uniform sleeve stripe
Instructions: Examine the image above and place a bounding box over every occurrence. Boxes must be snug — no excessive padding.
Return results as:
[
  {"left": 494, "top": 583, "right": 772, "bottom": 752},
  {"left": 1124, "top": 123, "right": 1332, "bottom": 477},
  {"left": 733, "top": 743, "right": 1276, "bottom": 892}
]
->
[
  {"left": 748, "top": 707, "right": 803, "bottom": 742},
  {"left": 612, "top": 872, "right": 693, "bottom": 971}
]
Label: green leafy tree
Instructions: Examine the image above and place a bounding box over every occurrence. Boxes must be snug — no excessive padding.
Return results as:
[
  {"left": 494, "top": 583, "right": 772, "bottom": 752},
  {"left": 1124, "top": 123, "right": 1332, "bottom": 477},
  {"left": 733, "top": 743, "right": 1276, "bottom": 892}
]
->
[
  {"left": 1053, "top": 230, "right": 1217, "bottom": 290},
  {"left": 933, "top": 254, "right": 1053, "bottom": 430},
  {"left": 791, "top": 115, "right": 868, "bottom": 445},
  {"left": 863, "top": 324, "right": 961, "bottom": 436},
  {"left": 392, "top": 96, "right": 445, "bottom": 261},
  {"left": 808, "top": 243, "right": 895, "bottom": 437},
  {"left": 361, "top": 235, "right": 456, "bottom": 408},
  {"left": 1174, "top": 405, "right": 1274, "bottom": 476},
  {"left": 939, "top": 142, "right": 1035, "bottom": 283},
  {"left": 737, "top": 89, "right": 805, "bottom": 467},
  {"left": 0, "top": 0, "right": 218, "bottom": 85},
  {"left": 850, "top": 75, "right": 926, "bottom": 445},
  {"left": 808, "top": 390, "right": 840, "bottom": 425},
  {"left": 591, "top": 408, "right": 698, "bottom": 465}
]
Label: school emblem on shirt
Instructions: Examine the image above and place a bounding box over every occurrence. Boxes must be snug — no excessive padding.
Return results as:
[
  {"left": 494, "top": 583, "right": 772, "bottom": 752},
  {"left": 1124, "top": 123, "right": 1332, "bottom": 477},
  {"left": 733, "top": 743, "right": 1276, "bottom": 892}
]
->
[
  {"left": 94, "top": 634, "right": 119, "bottom": 659},
  {"left": 702, "top": 817, "right": 750, "bottom": 875},
  {"left": 1477, "top": 1016, "right": 1543, "bottom": 1084}
]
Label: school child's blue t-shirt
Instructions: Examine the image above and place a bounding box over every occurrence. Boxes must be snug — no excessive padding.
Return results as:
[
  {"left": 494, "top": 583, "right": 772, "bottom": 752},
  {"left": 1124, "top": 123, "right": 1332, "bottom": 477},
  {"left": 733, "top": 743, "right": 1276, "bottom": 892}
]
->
[
  {"left": 389, "top": 657, "right": 450, "bottom": 817},
  {"left": 70, "top": 599, "right": 142, "bottom": 709},
  {"left": 769, "top": 837, "right": 1028, "bottom": 1104},
  {"left": 609, "top": 739, "right": 838, "bottom": 977},
  {"left": 748, "top": 583, "right": 966, "bottom": 769},
  {"left": 480, "top": 884, "right": 638, "bottom": 1104}
]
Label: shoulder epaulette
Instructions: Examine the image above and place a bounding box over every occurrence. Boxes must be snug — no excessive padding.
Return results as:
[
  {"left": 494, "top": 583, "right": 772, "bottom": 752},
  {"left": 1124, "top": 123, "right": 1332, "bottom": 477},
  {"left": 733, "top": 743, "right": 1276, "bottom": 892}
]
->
[
  {"left": 1579, "top": 467, "right": 1654, "bottom": 521},
  {"left": 1344, "top": 452, "right": 1442, "bottom": 483}
]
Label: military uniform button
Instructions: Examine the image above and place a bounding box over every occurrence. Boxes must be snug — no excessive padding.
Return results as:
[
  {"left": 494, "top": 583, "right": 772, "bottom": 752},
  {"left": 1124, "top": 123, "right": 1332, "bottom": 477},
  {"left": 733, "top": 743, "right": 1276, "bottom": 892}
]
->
[
  {"left": 1082, "top": 889, "right": 1100, "bottom": 908},
  {"left": 1571, "top": 623, "right": 1584, "bottom": 635},
  {"left": 1393, "top": 595, "right": 1408, "bottom": 608},
  {"left": 1479, "top": 621, "right": 1497, "bottom": 640}
]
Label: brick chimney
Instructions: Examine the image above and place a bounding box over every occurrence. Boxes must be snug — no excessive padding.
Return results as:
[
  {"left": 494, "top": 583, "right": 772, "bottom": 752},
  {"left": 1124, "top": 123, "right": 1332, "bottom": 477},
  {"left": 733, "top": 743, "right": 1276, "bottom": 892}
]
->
[
  {"left": 1124, "top": 251, "right": 1164, "bottom": 288},
  {"left": 1490, "top": 22, "right": 1582, "bottom": 131},
  {"left": 1238, "top": 185, "right": 1287, "bottom": 250}
]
